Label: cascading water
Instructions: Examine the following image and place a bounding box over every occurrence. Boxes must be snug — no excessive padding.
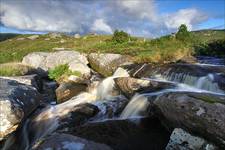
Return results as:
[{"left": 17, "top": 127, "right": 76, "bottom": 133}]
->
[
  {"left": 120, "top": 94, "right": 149, "bottom": 119},
  {"left": 96, "top": 67, "right": 129, "bottom": 100},
  {"left": 3, "top": 67, "right": 130, "bottom": 150},
  {"left": 154, "top": 72, "right": 224, "bottom": 94}
]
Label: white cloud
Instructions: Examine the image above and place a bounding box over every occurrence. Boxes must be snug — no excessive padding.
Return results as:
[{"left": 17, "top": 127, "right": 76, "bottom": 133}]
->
[
  {"left": 91, "top": 19, "right": 112, "bottom": 33},
  {"left": 0, "top": 0, "right": 209, "bottom": 37},
  {"left": 114, "top": 0, "right": 158, "bottom": 23},
  {"left": 163, "top": 8, "right": 208, "bottom": 30}
]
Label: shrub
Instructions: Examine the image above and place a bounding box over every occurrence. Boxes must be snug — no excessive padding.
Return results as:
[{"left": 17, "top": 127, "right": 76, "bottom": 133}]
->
[
  {"left": 194, "top": 39, "right": 225, "bottom": 57},
  {"left": 112, "top": 30, "right": 130, "bottom": 43},
  {"left": 48, "top": 64, "right": 81, "bottom": 81},
  {"left": 176, "top": 24, "right": 191, "bottom": 41}
]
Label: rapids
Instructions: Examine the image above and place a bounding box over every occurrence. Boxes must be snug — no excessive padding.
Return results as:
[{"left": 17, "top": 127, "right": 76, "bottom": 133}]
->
[{"left": 3, "top": 59, "right": 225, "bottom": 150}]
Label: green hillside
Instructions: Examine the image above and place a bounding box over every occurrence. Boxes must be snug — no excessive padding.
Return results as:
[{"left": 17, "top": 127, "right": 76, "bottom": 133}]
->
[{"left": 0, "top": 29, "right": 224, "bottom": 64}]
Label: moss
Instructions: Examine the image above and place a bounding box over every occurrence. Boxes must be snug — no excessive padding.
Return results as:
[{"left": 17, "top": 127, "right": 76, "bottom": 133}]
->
[{"left": 190, "top": 94, "right": 225, "bottom": 104}]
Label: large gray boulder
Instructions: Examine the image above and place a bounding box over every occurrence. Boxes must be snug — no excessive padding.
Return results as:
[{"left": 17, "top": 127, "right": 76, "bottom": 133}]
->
[
  {"left": 0, "top": 78, "right": 41, "bottom": 140},
  {"left": 166, "top": 128, "right": 218, "bottom": 150},
  {"left": 22, "top": 51, "right": 90, "bottom": 77},
  {"left": 33, "top": 133, "right": 112, "bottom": 150},
  {"left": 114, "top": 77, "right": 175, "bottom": 98},
  {"left": 154, "top": 92, "right": 225, "bottom": 147},
  {"left": 88, "top": 53, "right": 132, "bottom": 77}
]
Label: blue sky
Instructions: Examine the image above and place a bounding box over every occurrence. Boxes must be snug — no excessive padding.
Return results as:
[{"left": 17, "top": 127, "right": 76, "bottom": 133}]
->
[{"left": 0, "top": 0, "right": 224, "bottom": 37}]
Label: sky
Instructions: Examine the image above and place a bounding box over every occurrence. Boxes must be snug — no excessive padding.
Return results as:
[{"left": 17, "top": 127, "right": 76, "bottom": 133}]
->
[{"left": 0, "top": 0, "right": 224, "bottom": 37}]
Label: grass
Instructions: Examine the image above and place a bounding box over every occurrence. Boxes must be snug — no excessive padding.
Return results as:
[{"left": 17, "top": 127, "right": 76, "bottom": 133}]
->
[
  {"left": 0, "top": 29, "right": 224, "bottom": 64},
  {"left": 0, "top": 63, "right": 34, "bottom": 76},
  {"left": 48, "top": 64, "right": 81, "bottom": 82}
]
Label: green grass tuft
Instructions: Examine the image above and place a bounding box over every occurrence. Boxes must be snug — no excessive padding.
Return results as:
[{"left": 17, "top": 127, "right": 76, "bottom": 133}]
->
[{"left": 48, "top": 64, "right": 81, "bottom": 81}]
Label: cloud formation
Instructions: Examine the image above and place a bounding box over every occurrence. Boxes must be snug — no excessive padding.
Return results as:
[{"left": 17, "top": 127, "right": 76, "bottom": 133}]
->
[
  {"left": 91, "top": 19, "right": 113, "bottom": 33},
  {"left": 0, "top": 0, "right": 210, "bottom": 37}
]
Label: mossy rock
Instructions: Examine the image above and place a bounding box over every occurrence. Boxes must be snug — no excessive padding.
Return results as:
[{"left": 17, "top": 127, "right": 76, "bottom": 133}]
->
[
  {"left": 0, "top": 63, "right": 36, "bottom": 76},
  {"left": 88, "top": 53, "right": 132, "bottom": 77}
]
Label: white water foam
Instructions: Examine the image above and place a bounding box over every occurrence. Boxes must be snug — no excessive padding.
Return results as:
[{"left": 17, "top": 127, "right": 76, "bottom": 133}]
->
[{"left": 120, "top": 94, "right": 149, "bottom": 119}]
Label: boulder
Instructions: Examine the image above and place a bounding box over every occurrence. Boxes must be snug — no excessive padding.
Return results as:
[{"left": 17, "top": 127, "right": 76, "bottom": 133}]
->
[
  {"left": 45, "top": 51, "right": 88, "bottom": 68},
  {"left": 72, "top": 117, "right": 170, "bottom": 150},
  {"left": 154, "top": 92, "right": 225, "bottom": 147},
  {"left": 115, "top": 77, "right": 175, "bottom": 98},
  {"left": 27, "top": 35, "right": 39, "bottom": 40},
  {"left": 33, "top": 133, "right": 112, "bottom": 150},
  {"left": 22, "top": 51, "right": 90, "bottom": 77},
  {"left": 22, "top": 52, "right": 49, "bottom": 76},
  {"left": 88, "top": 53, "right": 132, "bottom": 77},
  {"left": 166, "top": 128, "right": 218, "bottom": 150},
  {"left": 0, "top": 78, "right": 41, "bottom": 140},
  {"left": 122, "top": 63, "right": 225, "bottom": 78},
  {"left": 68, "top": 61, "right": 91, "bottom": 78},
  {"left": 0, "top": 63, "right": 38, "bottom": 76},
  {"left": 0, "top": 74, "right": 42, "bottom": 91},
  {"left": 56, "top": 82, "right": 87, "bottom": 104}
]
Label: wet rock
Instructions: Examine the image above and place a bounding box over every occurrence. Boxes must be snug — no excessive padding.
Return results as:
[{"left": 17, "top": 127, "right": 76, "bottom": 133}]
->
[
  {"left": 123, "top": 63, "right": 225, "bottom": 78},
  {"left": 92, "top": 95, "right": 128, "bottom": 120},
  {"left": 115, "top": 77, "right": 175, "bottom": 98},
  {"left": 22, "top": 51, "right": 89, "bottom": 77},
  {"left": 0, "top": 78, "right": 41, "bottom": 140},
  {"left": 33, "top": 133, "right": 112, "bottom": 150},
  {"left": 88, "top": 53, "right": 132, "bottom": 77},
  {"left": 154, "top": 92, "right": 225, "bottom": 147},
  {"left": 41, "top": 80, "right": 58, "bottom": 103},
  {"left": 166, "top": 128, "right": 218, "bottom": 150},
  {"left": 72, "top": 117, "right": 171, "bottom": 150},
  {"left": 56, "top": 82, "right": 87, "bottom": 103},
  {"left": 22, "top": 103, "right": 99, "bottom": 149}
]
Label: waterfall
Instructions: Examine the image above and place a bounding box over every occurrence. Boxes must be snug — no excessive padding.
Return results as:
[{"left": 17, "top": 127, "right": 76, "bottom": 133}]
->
[
  {"left": 154, "top": 73, "right": 224, "bottom": 94},
  {"left": 120, "top": 94, "right": 149, "bottom": 119},
  {"left": 96, "top": 67, "right": 129, "bottom": 100},
  {"left": 195, "top": 74, "right": 223, "bottom": 93}
]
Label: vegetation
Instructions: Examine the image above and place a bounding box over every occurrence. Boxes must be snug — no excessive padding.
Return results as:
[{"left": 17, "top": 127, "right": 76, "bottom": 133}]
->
[
  {"left": 175, "top": 24, "right": 191, "bottom": 42},
  {"left": 48, "top": 64, "right": 81, "bottom": 81},
  {"left": 0, "top": 25, "right": 224, "bottom": 65},
  {"left": 112, "top": 30, "right": 130, "bottom": 43},
  {"left": 0, "top": 63, "right": 33, "bottom": 76}
]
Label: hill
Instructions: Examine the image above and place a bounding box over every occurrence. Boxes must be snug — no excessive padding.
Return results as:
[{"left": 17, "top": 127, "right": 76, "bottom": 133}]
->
[
  {"left": 0, "top": 30, "right": 224, "bottom": 64},
  {"left": 0, "top": 33, "right": 21, "bottom": 42}
]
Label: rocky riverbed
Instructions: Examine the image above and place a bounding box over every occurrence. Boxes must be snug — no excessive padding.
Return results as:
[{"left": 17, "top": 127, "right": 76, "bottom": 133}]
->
[{"left": 0, "top": 51, "right": 225, "bottom": 150}]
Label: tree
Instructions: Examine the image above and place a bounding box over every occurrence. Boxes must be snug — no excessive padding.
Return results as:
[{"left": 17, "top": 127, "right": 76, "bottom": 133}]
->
[
  {"left": 112, "top": 30, "right": 130, "bottom": 43},
  {"left": 176, "top": 24, "right": 191, "bottom": 41}
]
